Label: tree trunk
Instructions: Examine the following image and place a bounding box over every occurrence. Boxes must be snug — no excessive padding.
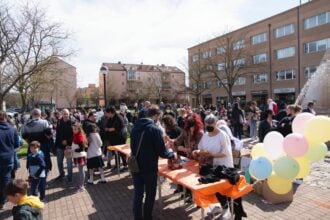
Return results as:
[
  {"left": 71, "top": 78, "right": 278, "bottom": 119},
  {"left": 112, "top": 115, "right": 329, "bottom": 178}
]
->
[
  {"left": 0, "top": 95, "right": 4, "bottom": 110},
  {"left": 20, "top": 92, "right": 27, "bottom": 112},
  {"left": 227, "top": 86, "right": 233, "bottom": 106}
]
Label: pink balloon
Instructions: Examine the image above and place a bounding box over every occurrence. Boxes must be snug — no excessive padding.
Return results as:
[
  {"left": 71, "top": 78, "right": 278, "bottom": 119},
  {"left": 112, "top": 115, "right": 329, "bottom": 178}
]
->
[
  {"left": 283, "top": 133, "right": 309, "bottom": 157},
  {"left": 292, "top": 113, "right": 315, "bottom": 134}
]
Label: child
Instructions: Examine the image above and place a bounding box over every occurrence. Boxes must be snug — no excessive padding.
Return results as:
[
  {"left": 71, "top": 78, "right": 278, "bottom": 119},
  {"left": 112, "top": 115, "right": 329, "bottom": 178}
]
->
[
  {"left": 72, "top": 123, "right": 88, "bottom": 193},
  {"left": 87, "top": 124, "right": 106, "bottom": 184},
  {"left": 27, "top": 141, "right": 46, "bottom": 201},
  {"left": 4, "top": 179, "right": 44, "bottom": 220}
]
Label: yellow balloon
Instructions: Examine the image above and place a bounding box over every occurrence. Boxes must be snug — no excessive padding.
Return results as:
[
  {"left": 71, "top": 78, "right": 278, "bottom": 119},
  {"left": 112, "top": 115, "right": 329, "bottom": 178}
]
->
[
  {"left": 251, "top": 143, "right": 269, "bottom": 158},
  {"left": 304, "top": 116, "right": 330, "bottom": 144},
  {"left": 295, "top": 157, "right": 310, "bottom": 178},
  {"left": 304, "top": 143, "right": 328, "bottom": 162},
  {"left": 267, "top": 174, "right": 292, "bottom": 194}
]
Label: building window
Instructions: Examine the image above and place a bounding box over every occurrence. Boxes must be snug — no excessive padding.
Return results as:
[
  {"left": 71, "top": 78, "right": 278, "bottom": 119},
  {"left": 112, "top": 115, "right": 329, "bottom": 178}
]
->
[
  {"left": 217, "top": 63, "right": 225, "bottom": 71},
  {"left": 216, "top": 46, "right": 226, "bottom": 55},
  {"left": 234, "top": 77, "right": 246, "bottom": 85},
  {"left": 304, "top": 12, "right": 330, "bottom": 29},
  {"left": 233, "top": 40, "right": 245, "bottom": 50},
  {"left": 276, "top": 69, "right": 295, "bottom": 81},
  {"left": 275, "top": 47, "right": 295, "bottom": 59},
  {"left": 206, "top": 65, "right": 213, "bottom": 70},
  {"left": 203, "top": 81, "right": 212, "bottom": 89},
  {"left": 192, "top": 54, "right": 199, "bottom": 62},
  {"left": 304, "top": 38, "right": 330, "bottom": 53},
  {"left": 304, "top": 66, "right": 317, "bottom": 78},
  {"left": 202, "top": 50, "right": 212, "bottom": 59},
  {"left": 275, "top": 24, "right": 295, "bottom": 38},
  {"left": 127, "top": 70, "right": 136, "bottom": 80},
  {"left": 253, "top": 73, "right": 268, "bottom": 84},
  {"left": 253, "top": 53, "right": 267, "bottom": 64},
  {"left": 233, "top": 58, "right": 245, "bottom": 67},
  {"left": 251, "top": 33, "right": 267, "bottom": 45}
]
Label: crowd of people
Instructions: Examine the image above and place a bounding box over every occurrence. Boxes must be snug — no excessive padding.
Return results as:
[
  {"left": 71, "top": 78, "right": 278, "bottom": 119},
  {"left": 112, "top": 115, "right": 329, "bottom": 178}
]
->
[{"left": 0, "top": 98, "right": 316, "bottom": 219}]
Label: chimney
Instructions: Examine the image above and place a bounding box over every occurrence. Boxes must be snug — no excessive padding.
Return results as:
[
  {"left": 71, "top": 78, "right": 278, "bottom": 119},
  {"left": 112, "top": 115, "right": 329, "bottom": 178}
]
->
[
  {"left": 161, "top": 64, "right": 165, "bottom": 67},
  {"left": 118, "top": 61, "right": 121, "bottom": 64}
]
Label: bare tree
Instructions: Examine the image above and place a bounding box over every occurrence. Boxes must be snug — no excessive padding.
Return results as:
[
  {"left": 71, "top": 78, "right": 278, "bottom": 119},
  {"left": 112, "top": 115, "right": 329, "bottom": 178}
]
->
[
  {"left": 204, "top": 33, "right": 266, "bottom": 104},
  {"left": 185, "top": 56, "right": 211, "bottom": 107},
  {"left": 0, "top": 2, "right": 73, "bottom": 110}
]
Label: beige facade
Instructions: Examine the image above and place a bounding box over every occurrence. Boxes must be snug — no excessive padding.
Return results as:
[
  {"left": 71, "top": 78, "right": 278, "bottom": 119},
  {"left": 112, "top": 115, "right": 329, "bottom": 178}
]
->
[
  {"left": 188, "top": 0, "right": 330, "bottom": 107},
  {"left": 37, "top": 57, "right": 77, "bottom": 109},
  {"left": 77, "top": 84, "right": 98, "bottom": 107},
  {"left": 98, "top": 62, "right": 186, "bottom": 106}
]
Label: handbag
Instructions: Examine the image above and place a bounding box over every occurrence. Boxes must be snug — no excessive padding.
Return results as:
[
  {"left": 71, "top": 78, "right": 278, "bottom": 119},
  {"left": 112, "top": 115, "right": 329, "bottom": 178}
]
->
[{"left": 128, "top": 131, "right": 145, "bottom": 173}]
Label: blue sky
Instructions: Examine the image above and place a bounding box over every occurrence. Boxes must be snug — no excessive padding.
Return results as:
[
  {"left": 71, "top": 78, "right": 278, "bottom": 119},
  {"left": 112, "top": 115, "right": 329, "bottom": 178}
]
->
[{"left": 16, "top": 0, "right": 309, "bottom": 87}]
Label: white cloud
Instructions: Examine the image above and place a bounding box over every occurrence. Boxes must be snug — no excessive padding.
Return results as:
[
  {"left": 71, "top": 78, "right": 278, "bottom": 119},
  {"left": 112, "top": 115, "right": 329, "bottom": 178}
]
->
[{"left": 16, "top": 0, "right": 304, "bottom": 87}]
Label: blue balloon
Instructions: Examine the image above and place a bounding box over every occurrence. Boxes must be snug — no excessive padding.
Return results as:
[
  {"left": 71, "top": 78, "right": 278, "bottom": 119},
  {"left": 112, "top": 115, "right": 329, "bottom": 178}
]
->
[{"left": 249, "top": 157, "right": 273, "bottom": 180}]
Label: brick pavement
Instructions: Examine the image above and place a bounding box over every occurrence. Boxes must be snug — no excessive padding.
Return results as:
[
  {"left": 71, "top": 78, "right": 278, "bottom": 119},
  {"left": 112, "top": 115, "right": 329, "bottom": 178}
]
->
[{"left": 1, "top": 155, "right": 329, "bottom": 220}]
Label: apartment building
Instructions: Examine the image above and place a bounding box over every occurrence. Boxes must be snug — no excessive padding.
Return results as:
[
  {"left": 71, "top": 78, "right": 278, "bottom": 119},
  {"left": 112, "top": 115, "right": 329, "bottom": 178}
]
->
[
  {"left": 37, "top": 57, "right": 77, "bottom": 109},
  {"left": 98, "top": 62, "right": 186, "bottom": 106},
  {"left": 188, "top": 0, "right": 330, "bottom": 107}
]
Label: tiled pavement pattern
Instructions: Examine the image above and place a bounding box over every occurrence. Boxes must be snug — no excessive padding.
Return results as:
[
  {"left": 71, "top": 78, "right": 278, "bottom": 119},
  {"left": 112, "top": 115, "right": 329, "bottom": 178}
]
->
[{"left": 1, "top": 146, "right": 329, "bottom": 219}]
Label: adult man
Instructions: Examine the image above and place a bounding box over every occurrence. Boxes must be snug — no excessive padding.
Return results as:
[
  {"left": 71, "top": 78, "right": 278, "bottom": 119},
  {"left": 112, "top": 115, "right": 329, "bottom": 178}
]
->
[
  {"left": 82, "top": 111, "right": 97, "bottom": 136},
  {"left": 138, "top": 101, "right": 151, "bottom": 119},
  {"left": 303, "top": 101, "right": 316, "bottom": 115},
  {"left": 55, "top": 109, "right": 75, "bottom": 181},
  {"left": 105, "top": 107, "right": 127, "bottom": 171},
  {"left": 130, "top": 105, "right": 174, "bottom": 220},
  {"left": 21, "top": 108, "right": 50, "bottom": 144},
  {"left": 0, "top": 111, "right": 20, "bottom": 209}
]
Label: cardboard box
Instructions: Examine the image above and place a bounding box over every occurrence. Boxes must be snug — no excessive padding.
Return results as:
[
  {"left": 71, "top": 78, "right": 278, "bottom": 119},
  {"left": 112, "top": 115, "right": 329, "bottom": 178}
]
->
[{"left": 254, "top": 180, "right": 293, "bottom": 204}]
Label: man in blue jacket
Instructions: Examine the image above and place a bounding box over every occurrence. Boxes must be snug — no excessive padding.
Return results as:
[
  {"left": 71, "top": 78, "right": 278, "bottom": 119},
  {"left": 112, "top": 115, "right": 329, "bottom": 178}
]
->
[
  {"left": 130, "top": 105, "right": 174, "bottom": 220},
  {"left": 0, "top": 111, "right": 19, "bottom": 209}
]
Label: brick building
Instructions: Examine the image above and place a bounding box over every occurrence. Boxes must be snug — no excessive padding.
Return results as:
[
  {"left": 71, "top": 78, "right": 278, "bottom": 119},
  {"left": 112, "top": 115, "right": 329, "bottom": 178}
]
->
[
  {"left": 77, "top": 84, "right": 98, "bottom": 108},
  {"left": 36, "top": 57, "right": 77, "bottom": 109},
  {"left": 188, "top": 0, "right": 330, "bottom": 107},
  {"left": 98, "top": 62, "right": 186, "bottom": 106}
]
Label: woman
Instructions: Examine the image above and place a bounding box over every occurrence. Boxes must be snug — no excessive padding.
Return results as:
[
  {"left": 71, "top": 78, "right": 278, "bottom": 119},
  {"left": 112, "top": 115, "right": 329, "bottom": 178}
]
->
[
  {"left": 194, "top": 114, "right": 233, "bottom": 168},
  {"left": 231, "top": 103, "right": 245, "bottom": 140},
  {"left": 177, "top": 108, "right": 187, "bottom": 129},
  {"left": 169, "top": 113, "right": 204, "bottom": 202},
  {"left": 162, "top": 115, "right": 182, "bottom": 139},
  {"left": 246, "top": 101, "right": 260, "bottom": 140},
  {"left": 258, "top": 110, "right": 277, "bottom": 142},
  {"left": 193, "top": 114, "right": 235, "bottom": 219},
  {"left": 277, "top": 104, "right": 301, "bottom": 137},
  {"left": 172, "top": 113, "right": 204, "bottom": 159}
]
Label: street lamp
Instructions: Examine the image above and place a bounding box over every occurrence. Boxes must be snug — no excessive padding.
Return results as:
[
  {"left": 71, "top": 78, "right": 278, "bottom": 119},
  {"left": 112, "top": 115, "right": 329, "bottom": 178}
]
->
[{"left": 100, "top": 66, "right": 108, "bottom": 107}]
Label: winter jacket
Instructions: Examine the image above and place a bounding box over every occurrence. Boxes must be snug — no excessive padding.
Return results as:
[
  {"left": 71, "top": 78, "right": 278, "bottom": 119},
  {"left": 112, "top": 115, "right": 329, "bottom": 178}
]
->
[
  {"left": 13, "top": 196, "right": 44, "bottom": 220},
  {"left": 39, "top": 135, "right": 53, "bottom": 171},
  {"left": 21, "top": 119, "right": 49, "bottom": 143},
  {"left": 55, "top": 118, "right": 75, "bottom": 150},
  {"left": 106, "top": 114, "right": 126, "bottom": 145},
  {"left": 87, "top": 133, "right": 103, "bottom": 159},
  {"left": 27, "top": 151, "right": 46, "bottom": 178},
  {"left": 0, "top": 122, "right": 19, "bottom": 163},
  {"left": 130, "top": 118, "right": 174, "bottom": 174}
]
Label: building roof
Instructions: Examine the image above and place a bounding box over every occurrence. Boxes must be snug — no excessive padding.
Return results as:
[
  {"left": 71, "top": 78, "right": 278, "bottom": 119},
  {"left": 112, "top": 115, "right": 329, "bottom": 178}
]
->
[
  {"left": 187, "top": 0, "right": 315, "bottom": 50},
  {"left": 101, "top": 62, "right": 185, "bottom": 74}
]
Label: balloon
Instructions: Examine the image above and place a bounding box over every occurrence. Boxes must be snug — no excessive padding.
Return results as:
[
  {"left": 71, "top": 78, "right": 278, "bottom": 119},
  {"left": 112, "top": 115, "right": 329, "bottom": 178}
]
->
[
  {"left": 263, "top": 131, "right": 284, "bottom": 160},
  {"left": 249, "top": 157, "right": 273, "bottom": 180},
  {"left": 267, "top": 174, "right": 292, "bottom": 194},
  {"left": 283, "top": 133, "right": 309, "bottom": 157},
  {"left": 251, "top": 143, "right": 269, "bottom": 158},
  {"left": 304, "top": 116, "right": 330, "bottom": 144},
  {"left": 304, "top": 142, "right": 328, "bottom": 162},
  {"left": 292, "top": 113, "right": 315, "bottom": 134},
  {"left": 295, "top": 157, "right": 310, "bottom": 178},
  {"left": 274, "top": 156, "right": 300, "bottom": 180}
]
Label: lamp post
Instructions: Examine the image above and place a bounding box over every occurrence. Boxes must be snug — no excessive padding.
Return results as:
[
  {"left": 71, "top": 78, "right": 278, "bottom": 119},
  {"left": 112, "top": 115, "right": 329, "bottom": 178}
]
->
[{"left": 100, "top": 66, "right": 108, "bottom": 107}]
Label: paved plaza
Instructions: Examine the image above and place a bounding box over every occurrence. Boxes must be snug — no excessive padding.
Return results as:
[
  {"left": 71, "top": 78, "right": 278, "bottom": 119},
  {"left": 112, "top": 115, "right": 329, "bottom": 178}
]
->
[{"left": 0, "top": 152, "right": 329, "bottom": 220}]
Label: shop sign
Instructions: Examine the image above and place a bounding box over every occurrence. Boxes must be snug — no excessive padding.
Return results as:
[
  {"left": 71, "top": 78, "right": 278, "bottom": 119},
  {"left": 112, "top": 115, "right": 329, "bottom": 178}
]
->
[
  {"left": 232, "top": 91, "right": 246, "bottom": 96},
  {"left": 273, "top": 88, "right": 295, "bottom": 94}
]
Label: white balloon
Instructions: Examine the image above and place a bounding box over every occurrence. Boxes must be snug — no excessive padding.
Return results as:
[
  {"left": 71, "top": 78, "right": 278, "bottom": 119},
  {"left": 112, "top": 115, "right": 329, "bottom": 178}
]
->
[{"left": 263, "top": 131, "right": 285, "bottom": 160}]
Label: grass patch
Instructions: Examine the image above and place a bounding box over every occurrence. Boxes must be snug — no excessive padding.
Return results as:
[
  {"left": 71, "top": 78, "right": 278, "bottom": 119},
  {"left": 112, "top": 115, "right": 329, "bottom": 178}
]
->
[{"left": 17, "top": 141, "right": 28, "bottom": 158}]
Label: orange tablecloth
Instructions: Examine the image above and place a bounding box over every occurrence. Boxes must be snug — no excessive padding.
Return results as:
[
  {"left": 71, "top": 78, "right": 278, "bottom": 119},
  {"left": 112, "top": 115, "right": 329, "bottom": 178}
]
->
[{"left": 108, "top": 144, "right": 253, "bottom": 208}]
